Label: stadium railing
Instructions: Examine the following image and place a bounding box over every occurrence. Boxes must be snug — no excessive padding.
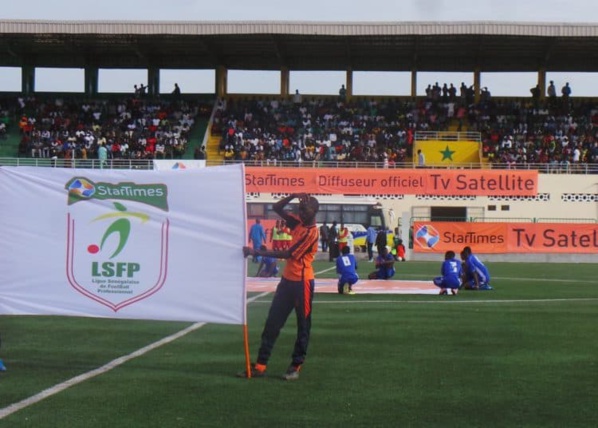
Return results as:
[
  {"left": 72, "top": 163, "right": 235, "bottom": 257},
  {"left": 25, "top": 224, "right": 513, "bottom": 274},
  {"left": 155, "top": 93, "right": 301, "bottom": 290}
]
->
[{"left": 0, "top": 157, "right": 597, "bottom": 174}]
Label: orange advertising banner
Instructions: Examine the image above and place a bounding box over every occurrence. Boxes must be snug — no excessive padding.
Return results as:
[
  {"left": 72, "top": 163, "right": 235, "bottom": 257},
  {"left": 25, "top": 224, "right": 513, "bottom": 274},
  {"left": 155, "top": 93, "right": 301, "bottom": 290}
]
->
[
  {"left": 506, "top": 223, "right": 598, "bottom": 253},
  {"left": 245, "top": 167, "right": 538, "bottom": 196},
  {"left": 413, "top": 222, "right": 598, "bottom": 254},
  {"left": 412, "top": 222, "right": 508, "bottom": 253}
]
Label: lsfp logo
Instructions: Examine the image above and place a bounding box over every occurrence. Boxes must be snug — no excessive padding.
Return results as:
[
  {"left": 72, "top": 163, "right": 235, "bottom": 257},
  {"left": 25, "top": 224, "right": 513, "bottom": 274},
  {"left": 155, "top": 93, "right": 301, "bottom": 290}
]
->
[{"left": 65, "top": 177, "right": 170, "bottom": 312}]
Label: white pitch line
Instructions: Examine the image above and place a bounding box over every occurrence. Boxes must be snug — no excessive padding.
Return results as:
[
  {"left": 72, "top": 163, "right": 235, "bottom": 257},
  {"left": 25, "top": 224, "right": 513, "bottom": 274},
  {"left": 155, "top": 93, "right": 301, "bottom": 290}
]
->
[
  {"left": 316, "top": 266, "right": 337, "bottom": 275},
  {"left": 247, "top": 297, "right": 598, "bottom": 305},
  {"left": 0, "top": 291, "right": 271, "bottom": 420},
  {"left": 396, "top": 273, "right": 594, "bottom": 284}
]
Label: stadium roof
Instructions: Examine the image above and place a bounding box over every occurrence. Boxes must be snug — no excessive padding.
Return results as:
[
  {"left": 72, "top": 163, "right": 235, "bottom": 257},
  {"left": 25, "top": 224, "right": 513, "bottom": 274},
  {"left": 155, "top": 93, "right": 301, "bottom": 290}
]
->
[{"left": 2, "top": 20, "right": 598, "bottom": 72}]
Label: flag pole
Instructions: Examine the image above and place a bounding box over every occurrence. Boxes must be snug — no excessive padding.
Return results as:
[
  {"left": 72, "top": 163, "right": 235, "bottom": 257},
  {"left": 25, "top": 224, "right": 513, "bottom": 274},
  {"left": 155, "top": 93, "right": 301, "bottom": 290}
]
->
[{"left": 242, "top": 324, "right": 252, "bottom": 378}]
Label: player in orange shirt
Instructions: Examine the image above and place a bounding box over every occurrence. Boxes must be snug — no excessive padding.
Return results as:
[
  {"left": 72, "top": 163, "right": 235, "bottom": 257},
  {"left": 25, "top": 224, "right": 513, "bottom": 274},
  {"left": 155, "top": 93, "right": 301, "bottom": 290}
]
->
[{"left": 240, "top": 193, "right": 319, "bottom": 381}]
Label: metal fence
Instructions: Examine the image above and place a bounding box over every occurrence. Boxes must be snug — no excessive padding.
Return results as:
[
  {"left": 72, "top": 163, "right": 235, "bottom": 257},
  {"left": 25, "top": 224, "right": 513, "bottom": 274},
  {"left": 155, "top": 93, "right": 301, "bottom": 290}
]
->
[
  {"left": 1, "top": 157, "right": 597, "bottom": 175},
  {"left": 536, "top": 218, "right": 597, "bottom": 223},
  {"left": 411, "top": 217, "right": 596, "bottom": 224},
  {"left": 414, "top": 131, "right": 481, "bottom": 142}
]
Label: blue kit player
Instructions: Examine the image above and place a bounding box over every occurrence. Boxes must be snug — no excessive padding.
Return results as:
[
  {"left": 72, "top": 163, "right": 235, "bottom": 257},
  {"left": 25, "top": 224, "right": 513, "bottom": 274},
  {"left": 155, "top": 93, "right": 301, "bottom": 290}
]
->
[
  {"left": 336, "top": 246, "right": 359, "bottom": 295},
  {"left": 461, "top": 246, "right": 492, "bottom": 290},
  {"left": 256, "top": 245, "right": 279, "bottom": 277},
  {"left": 433, "top": 250, "right": 463, "bottom": 295},
  {"left": 368, "top": 246, "right": 395, "bottom": 280}
]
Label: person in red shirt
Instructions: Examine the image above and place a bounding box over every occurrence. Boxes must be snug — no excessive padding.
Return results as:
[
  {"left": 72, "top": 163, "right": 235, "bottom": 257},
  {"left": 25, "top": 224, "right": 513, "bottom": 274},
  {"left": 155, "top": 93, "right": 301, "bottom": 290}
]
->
[{"left": 240, "top": 193, "right": 319, "bottom": 381}]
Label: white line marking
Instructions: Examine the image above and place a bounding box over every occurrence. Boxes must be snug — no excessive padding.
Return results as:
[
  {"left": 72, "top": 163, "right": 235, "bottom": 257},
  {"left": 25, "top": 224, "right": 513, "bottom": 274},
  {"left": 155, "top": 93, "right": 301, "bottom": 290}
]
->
[
  {"left": 396, "top": 273, "right": 594, "bottom": 284},
  {"left": 312, "top": 298, "right": 598, "bottom": 304},
  {"left": 316, "top": 266, "right": 336, "bottom": 275},
  {"left": 0, "top": 291, "right": 271, "bottom": 420}
]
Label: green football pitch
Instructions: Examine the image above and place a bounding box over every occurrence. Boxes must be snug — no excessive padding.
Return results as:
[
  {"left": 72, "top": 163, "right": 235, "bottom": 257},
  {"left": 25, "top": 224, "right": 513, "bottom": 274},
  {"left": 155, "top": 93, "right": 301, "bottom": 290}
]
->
[{"left": 0, "top": 260, "right": 597, "bottom": 427}]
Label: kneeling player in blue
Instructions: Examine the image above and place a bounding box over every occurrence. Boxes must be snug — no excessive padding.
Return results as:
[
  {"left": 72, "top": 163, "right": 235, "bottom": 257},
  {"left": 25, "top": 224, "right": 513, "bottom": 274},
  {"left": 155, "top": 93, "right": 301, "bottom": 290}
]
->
[
  {"left": 368, "top": 246, "right": 395, "bottom": 280},
  {"left": 336, "top": 246, "right": 359, "bottom": 294},
  {"left": 433, "top": 250, "right": 463, "bottom": 295},
  {"left": 256, "top": 245, "right": 279, "bottom": 277},
  {"left": 460, "top": 246, "right": 492, "bottom": 290}
]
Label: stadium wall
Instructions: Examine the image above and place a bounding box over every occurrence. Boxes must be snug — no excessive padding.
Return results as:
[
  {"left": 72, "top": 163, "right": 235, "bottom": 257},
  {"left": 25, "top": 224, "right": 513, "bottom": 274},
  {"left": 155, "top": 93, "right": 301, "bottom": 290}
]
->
[{"left": 250, "top": 173, "right": 598, "bottom": 263}]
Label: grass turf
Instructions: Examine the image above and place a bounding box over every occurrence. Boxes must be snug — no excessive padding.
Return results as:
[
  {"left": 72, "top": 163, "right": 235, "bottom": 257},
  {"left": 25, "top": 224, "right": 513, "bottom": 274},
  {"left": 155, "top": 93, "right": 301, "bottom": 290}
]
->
[{"left": 0, "top": 260, "right": 597, "bottom": 427}]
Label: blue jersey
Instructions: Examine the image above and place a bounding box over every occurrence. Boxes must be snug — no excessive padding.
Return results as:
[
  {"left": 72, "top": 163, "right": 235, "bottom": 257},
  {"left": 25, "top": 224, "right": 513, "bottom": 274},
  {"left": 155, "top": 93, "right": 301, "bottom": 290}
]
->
[
  {"left": 375, "top": 253, "right": 395, "bottom": 279},
  {"left": 464, "top": 254, "right": 490, "bottom": 285},
  {"left": 440, "top": 257, "right": 462, "bottom": 288},
  {"left": 336, "top": 253, "right": 358, "bottom": 282},
  {"left": 258, "top": 256, "right": 279, "bottom": 277}
]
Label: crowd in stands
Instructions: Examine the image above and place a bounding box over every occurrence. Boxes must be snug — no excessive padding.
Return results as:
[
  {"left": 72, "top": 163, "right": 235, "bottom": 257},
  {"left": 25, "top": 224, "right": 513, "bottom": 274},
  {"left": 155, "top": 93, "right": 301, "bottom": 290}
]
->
[
  {"left": 2, "top": 81, "right": 598, "bottom": 171},
  {"left": 2, "top": 94, "right": 208, "bottom": 162},
  {"left": 212, "top": 82, "right": 598, "bottom": 170}
]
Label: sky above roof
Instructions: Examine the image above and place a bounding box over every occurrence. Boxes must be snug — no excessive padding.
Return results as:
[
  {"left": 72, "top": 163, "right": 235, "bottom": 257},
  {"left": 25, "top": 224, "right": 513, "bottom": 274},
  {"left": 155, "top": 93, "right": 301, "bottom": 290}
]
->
[
  {"left": 2, "top": 1, "right": 597, "bottom": 96},
  {"left": 3, "top": 0, "right": 596, "bottom": 23}
]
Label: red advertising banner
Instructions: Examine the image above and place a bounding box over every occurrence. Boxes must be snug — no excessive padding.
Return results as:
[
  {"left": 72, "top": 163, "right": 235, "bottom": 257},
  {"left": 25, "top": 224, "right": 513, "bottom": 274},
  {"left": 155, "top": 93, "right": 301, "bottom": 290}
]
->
[
  {"left": 413, "top": 222, "right": 598, "bottom": 254},
  {"left": 245, "top": 167, "right": 538, "bottom": 196}
]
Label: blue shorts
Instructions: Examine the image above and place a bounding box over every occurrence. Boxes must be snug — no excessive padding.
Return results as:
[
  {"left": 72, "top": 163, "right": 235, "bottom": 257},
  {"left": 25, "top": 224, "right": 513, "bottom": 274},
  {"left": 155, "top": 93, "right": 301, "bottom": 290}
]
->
[{"left": 433, "top": 276, "right": 461, "bottom": 289}]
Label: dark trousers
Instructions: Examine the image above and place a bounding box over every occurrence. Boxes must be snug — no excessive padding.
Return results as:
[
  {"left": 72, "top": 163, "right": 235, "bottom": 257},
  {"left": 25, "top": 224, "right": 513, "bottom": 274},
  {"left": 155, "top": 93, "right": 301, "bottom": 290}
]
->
[
  {"left": 321, "top": 238, "right": 328, "bottom": 253},
  {"left": 328, "top": 241, "right": 339, "bottom": 261},
  {"left": 367, "top": 242, "right": 374, "bottom": 260},
  {"left": 257, "top": 277, "right": 315, "bottom": 367}
]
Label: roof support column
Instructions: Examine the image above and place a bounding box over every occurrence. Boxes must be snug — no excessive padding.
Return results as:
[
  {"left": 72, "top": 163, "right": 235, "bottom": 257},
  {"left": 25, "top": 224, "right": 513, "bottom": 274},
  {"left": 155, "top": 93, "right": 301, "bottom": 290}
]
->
[
  {"left": 538, "top": 68, "right": 547, "bottom": 100},
  {"left": 346, "top": 68, "right": 353, "bottom": 100},
  {"left": 473, "top": 68, "right": 481, "bottom": 104},
  {"left": 85, "top": 66, "right": 98, "bottom": 97},
  {"left": 216, "top": 65, "right": 228, "bottom": 98},
  {"left": 148, "top": 67, "right": 160, "bottom": 97},
  {"left": 410, "top": 68, "right": 417, "bottom": 98},
  {"left": 21, "top": 65, "right": 35, "bottom": 95},
  {"left": 280, "top": 66, "right": 289, "bottom": 98}
]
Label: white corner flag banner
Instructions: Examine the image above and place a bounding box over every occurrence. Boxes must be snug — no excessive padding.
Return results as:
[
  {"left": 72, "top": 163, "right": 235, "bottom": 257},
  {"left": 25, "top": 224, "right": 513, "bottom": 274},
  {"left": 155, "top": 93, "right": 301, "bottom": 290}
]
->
[{"left": 0, "top": 164, "right": 247, "bottom": 324}]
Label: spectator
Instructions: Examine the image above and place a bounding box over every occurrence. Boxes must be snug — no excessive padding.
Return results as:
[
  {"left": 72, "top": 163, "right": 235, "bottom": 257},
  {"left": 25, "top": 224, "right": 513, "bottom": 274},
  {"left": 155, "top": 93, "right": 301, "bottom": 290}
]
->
[
  {"left": 366, "top": 224, "right": 377, "bottom": 262},
  {"left": 546, "top": 80, "right": 556, "bottom": 99},
  {"left": 319, "top": 221, "right": 329, "bottom": 253},
  {"left": 172, "top": 83, "right": 181, "bottom": 97},
  {"left": 248, "top": 218, "right": 267, "bottom": 263},
  {"left": 271, "top": 219, "right": 282, "bottom": 251},
  {"left": 0, "top": 333, "right": 5, "bottom": 372},
  {"left": 417, "top": 149, "right": 425, "bottom": 167},
  {"left": 375, "top": 227, "right": 388, "bottom": 256},
  {"left": 328, "top": 221, "right": 339, "bottom": 261},
  {"left": 338, "top": 84, "right": 347, "bottom": 102},
  {"left": 98, "top": 143, "right": 108, "bottom": 169},
  {"left": 337, "top": 223, "right": 349, "bottom": 253}
]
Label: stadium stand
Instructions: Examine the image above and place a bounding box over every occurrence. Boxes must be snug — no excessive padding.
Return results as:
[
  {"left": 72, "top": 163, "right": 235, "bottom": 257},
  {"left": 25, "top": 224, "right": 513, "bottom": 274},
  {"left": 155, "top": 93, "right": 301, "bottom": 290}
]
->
[
  {"left": 207, "top": 88, "right": 598, "bottom": 171},
  {"left": 2, "top": 84, "right": 598, "bottom": 173},
  {"left": 0, "top": 95, "right": 213, "bottom": 163}
]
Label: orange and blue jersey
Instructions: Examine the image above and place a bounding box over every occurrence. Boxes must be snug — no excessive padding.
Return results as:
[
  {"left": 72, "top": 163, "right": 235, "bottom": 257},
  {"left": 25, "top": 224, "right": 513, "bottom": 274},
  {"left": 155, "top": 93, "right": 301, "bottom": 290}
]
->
[
  {"left": 282, "top": 213, "right": 319, "bottom": 281},
  {"left": 256, "top": 213, "right": 319, "bottom": 368}
]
